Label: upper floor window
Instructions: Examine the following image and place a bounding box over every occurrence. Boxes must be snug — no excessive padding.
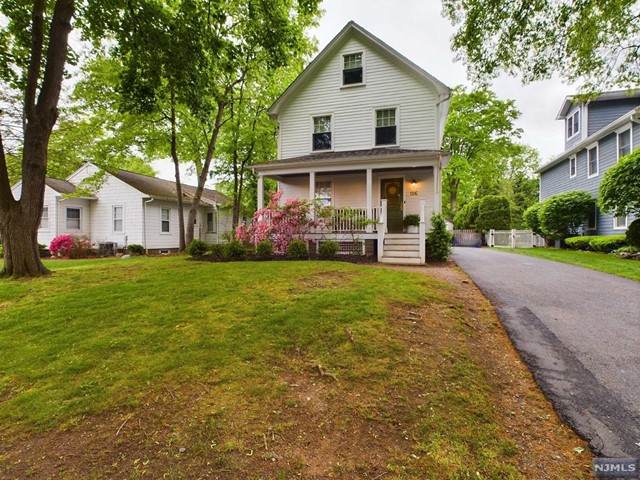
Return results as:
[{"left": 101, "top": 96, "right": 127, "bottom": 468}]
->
[
  {"left": 617, "top": 128, "right": 631, "bottom": 159},
  {"left": 569, "top": 156, "right": 577, "bottom": 178},
  {"left": 66, "top": 207, "right": 81, "bottom": 230},
  {"left": 566, "top": 109, "right": 580, "bottom": 139},
  {"left": 587, "top": 145, "right": 599, "bottom": 178},
  {"left": 113, "top": 206, "right": 123, "bottom": 233},
  {"left": 342, "top": 52, "right": 363, "bottom": 85},
  {"left": 40, "top": 207, "right": 49, "bottom": 230},
  {"left": 312, "top": 115, "right": 332, "bottom": 151},
  {"left": 315, "top": 181, "right": 332, "bottom": 206},
  {"left": 206, "top": 211, "right": 217, "bottom": 233},
  {"left": 161, "top": 208, "right": 171, "bottom": 233},
  {"left": 375, "top": 108, "right": 397, "bottom": 146}
]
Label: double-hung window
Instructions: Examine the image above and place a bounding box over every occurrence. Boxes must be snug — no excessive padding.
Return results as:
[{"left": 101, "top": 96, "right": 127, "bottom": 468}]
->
[
  {"left": 587, "top": 145, "right": 599, "bottom": 177},
  {"left": 40, "top": 207, "right": 49, "bottom": 229},
  {"left": 206, "top": 211, "right": 217, "bottom": 233},
  {"left": 375, "top": 108, "right": 397, "bottom": 146},
  {"left": 614, "top": 213, "right": 628, "bottom": 230},
  {"left": 342, "top": 52, "right": 363, "bottom": 85},
  {"left": 617, "top": 128, "right": 631, "bottom": 160},
  {"left": 161, "top": 208, "right": 171, "bottom": 233},
  {"left": 113, "top": 206, "right": 123, "bottom": 233},
  {"left": 315, "top": 181, "right": 332, "bottom": 206},
  {"left": 569, "top": 156, "right": 577, "bottom": 178},
  {"left": 566, "top": 110, "right": 580, "bottom": 139},
  {"left": 66, "top": 207, "right": 81, "bottom": 230},
  {"left": 312, "top": 116, "right": 332, "bottom": 151}
]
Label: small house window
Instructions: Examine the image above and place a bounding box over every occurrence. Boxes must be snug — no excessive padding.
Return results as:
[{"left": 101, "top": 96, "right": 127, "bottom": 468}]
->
[
  {"left": 312, "top": 116, "right": 332, "bottom": 151},
  {"left": 161, "top": 208, "right": 170, "bottom": 233},
  {"left": 315, "top": 181, "right": 332, "bottom": 206},
  {"left": 40, "top": 207, "right": 49, "bottom": 229},
  {"left": 618, "top": 129, "right": 631, "bottom": 159},
  {"left": 206, "top": 211, "right": 217, "bottom": 233},
  {"left": 586, "top": 204, "right": 597, "bottom": 231},
  {"left": 566, "top": 109, "right": 580, "bottom": 139},
  {"left": 375, "top": 108, "right": 397, "bottom": 146},
  {"left": 587, "top": 145, "right": 598, "bottom": 177},
  {"left": 66, "top": 207, "right": 81, "bottom": 230},
  {"left": 614, "top": 213, "right": 628, "bottom": 230},
  {"left": 342, "top": 52, "right": 363, "bottom": 85},
  {"left": 569, "top": 156, "right": 577, "bottom": 178},
  {"left": 113, "top": 206, "right": 123, "bottom": 233}
]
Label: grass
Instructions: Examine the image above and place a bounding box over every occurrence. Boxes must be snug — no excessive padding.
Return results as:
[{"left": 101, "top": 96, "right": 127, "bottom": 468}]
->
[
  {"left": 501, "top": 247, "right": 640, "bottom": 282},
  {"left": 0, "top": 256, "right": 588, "bottom": 478}
]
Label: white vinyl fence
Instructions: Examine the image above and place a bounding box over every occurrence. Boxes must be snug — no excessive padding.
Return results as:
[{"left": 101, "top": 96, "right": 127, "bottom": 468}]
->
[
  {"left": 453, "top": 229, "right": 484, "bottom": 247},
  {"left": 488, "top": 229, "right": 546, "bottom": 248}
]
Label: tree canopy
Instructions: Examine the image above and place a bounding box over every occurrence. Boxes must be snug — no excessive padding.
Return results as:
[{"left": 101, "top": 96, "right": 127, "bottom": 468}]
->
[
  {"left": 442, "top": 0, "right": 640, "bottom": 91},
  {"left": 599, "top": 149, "right": 640, "bottom": 217}
]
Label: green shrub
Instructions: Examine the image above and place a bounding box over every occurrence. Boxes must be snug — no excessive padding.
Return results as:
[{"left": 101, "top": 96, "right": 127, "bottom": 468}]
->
[
  {"left": 403, "top": 214, "right": 420, "bottom": 228},
  {"left": 127, "top": 244, "right": 145, "bottom": 255},
  {"left": 224, "top": 240, "right": 247, "bottom": 260},
  {"left": 588, "top": 235, "right": 628, "bottom": 253},
  {"left": 318, "top": 240, "right": 339, "bottom": 258},
  {"left": 426, "top": 213, "right": 453, "bottom": 261},
  {"left": 208, "top": 243, "right": 225, "bottom": 258},
  {"left": 453, "top": 199, "right": 481, "bottom": 230},
  {"left": 186, "top": 239, "right": 208, "bottom": 257},
  {"left": 255, "top": 240, "right": 274, "bottom": 259},
  {"left": 616, "top": 245, "right": 640, "bottom": 254},
  {"left": 287, "top": 239, "right": 309, "bottom": 259},
  {"left": 564, "top": 236, "right": 596, "bottom": 251},
  {"left": 539, "top": 190, "right": 594, "bottom": 240},
  {"left": 599, "top": 149, "right": 640, "bottom": 219},
  {"left": 523, "top": 203, "right": 543, "bottom": 236},
  {"left": 68, "top": 237, "right": 93, "bottom": 259},
  {"left": 476, "top": 195, "right": 512, "bottom": 231},
  {"left": 626, "top": 219, "right": 640, "bottom": 248},
  {"left": 0, "top": 243, "right": 3, "bottom": 258}
]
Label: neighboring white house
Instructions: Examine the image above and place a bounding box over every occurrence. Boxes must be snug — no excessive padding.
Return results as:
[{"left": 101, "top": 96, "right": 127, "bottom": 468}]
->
[
  {"left": 10, "top": 163, "right": 232, "bottom": 253},
  {"left": 252, "top": 21, "right": 451, "bottom": 264}
]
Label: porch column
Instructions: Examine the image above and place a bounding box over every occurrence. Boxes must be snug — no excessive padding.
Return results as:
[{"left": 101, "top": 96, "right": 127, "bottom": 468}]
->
[
  {"left": 434, "top": 157, "right": 441, "bottom": 213},
  {"left": 419, "top": 199, "right": 426, "bottom": 264},
  {"left": 309, "top": 171, "right": 316, "bottom": 225},
  {"left": 257, "top": 174, "right": 264, "bottom": 209},
  {"left": 366, "top": 168, "right": 373, "bottom": 233}
]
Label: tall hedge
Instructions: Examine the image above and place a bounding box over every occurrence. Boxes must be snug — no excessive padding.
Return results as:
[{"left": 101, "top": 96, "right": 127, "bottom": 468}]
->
[
  {"left": 599, "top": 149, "right": 640, "bottom": 217},
  {"left": 476, "top": 195, "right": 511, "bottom": 231},
  {"left": 453, "top": 199, "right": 481, "bottom": 230},
  {"left": 538, "top": 190, "right": 594, "bottom": 240},
  {"left": 522, "top": 202, "right": 543, "bottom": 236}
]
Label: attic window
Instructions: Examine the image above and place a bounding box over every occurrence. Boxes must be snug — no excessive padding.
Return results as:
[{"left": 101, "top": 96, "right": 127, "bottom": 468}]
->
[
  {"left": 312, "top": 116, "right": 332, "bottom": 151},
  {"left": 566, "top": 109, "right": 580, "bottom": 139},
  {"left": 342, "top": 53, "right": 363, "bottom": 85}
]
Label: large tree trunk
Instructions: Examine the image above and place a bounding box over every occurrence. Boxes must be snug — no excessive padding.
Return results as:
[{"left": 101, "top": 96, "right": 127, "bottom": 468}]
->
[{"left": 0, "top": 0, "right": 74, "bottom": 279}]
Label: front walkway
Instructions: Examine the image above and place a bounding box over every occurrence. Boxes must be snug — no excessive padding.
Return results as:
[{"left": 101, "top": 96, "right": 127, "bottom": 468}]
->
[{"left": 452, "top": 247, "right": 640, "bottom": 457}]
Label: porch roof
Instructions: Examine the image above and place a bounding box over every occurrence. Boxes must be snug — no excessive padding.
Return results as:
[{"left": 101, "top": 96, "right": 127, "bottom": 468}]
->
[{"left": 252, "top": 148, "right": 449, "bottom": 175}]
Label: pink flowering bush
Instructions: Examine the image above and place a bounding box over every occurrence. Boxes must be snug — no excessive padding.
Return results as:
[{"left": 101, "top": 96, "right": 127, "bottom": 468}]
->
[
  {"left": 236, "top": 190, "right": 327, "bottom": 253},
  {"left": 49, "top": 235, "right": 75, "bottom": 257}
]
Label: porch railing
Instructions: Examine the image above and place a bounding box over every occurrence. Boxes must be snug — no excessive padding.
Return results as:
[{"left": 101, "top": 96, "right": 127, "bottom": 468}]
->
[{"left": 315, "top": 207, "right": 380, "bottom": 233}]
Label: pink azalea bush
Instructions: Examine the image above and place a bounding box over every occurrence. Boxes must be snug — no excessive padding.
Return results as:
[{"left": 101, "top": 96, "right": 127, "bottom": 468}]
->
[
  {"left": 236, "top": 190, "right": 327, "bottom": 253},
  {"left": 49, "top": 235, "right": 75, "bottom": 257}
]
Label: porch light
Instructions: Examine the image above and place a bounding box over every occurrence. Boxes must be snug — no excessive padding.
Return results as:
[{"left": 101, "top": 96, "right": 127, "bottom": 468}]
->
[{"left": 411, "top": 179, "right": 417, "bottom": 186}]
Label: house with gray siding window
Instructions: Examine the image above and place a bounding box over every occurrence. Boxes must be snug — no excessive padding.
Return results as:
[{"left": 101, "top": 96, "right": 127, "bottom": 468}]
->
[{"left": 537, "top": 90, "right": 640, "bottom": 235}]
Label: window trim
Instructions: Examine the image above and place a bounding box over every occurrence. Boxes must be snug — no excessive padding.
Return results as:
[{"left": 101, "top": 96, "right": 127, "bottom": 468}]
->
[
  {"left": 340, "top": 50, "right": 366, "bottom": 88},
  {"left": 569, "top": 155, "right": 577, "bottom": 178},
  {"left": 39, "top": 206, "right": 49, "bottom": 231},
  {"left": 566, "top": 109, "right": 580, "bottom": 140},
  {"left": 310, "top": 113, "right": 334, "bottom": 153},
  {"left": 314, "top": 179, "right": 333, "bottom": 207},
  {"left": 112, "top": 205, "right": 124, "bottom": 233},
  {"left": 616, "top": 124, "right": 633, "bottom": 161},
  {"left": 65, "top": 206, "right": 82, "bottom": 231},
  {"left": 613, "top": 213, "right": 628, "bottom": 230},
  {"left": 160, "top": 207, "right": 171, "bottom": 234},
  {"left": 206, "top": 210, "right": 217, "bottom": 234},
  {"left": 587, "top": 143, "right": 599, "bottom": 178},
  {"left": 373, "top": 106, "right": 399, "bottom": 148},
  {"left": 585, "top": 204, "right": 597, "bottom": 232}
]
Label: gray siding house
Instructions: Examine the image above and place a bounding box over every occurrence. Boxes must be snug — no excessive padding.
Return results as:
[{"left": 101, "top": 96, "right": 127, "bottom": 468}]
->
[{"left": 537, "top": 90, "right": 640, "bottom": 235}]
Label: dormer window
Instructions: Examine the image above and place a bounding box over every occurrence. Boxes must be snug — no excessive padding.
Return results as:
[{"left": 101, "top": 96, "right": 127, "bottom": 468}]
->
[
  {"left": 342, "top": 52, "right": 363, "bottom": 85},
  {"left": 375, "top": 108, "right": 397, "bottom": 146},
  {"left": 312, "top": 115, "right": 332, "bottom": 151},
  {"left": 566, "top": 109, "right": 580, "bottom": 139}
]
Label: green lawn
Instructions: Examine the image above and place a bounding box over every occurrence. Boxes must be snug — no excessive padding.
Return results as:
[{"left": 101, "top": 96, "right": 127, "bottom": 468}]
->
[
  {"left": 501, "top": 247, "right": 640, "bottom": 281},
  {"left": 0, "top": 256, "right": 589, "bottom": 479}
]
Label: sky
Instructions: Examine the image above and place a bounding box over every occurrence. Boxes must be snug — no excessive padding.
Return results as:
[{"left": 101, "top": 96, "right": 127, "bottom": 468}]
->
[{"left": 154, "top": 0, "right": 577, "bottom": 184}]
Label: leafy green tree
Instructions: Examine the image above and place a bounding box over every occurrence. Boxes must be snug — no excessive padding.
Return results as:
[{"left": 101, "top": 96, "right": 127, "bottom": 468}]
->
[
  {"left": 539, "top": 190, "right": 595, "bottom": 240},
  {"left": 442, "top": 0, "right": 640, "bottom": 90},
  {"left": 498, "top": 146, "right": 540, "bottom": 228},
  {"left": 442, "top": 87, "right": 523, "bottom": 216},
  {"left": 476, "top": 195, "right": 511, "bottom": 232},
  {"left": 599, "top": 149, "right": 640, "bottom": 217},
  {"left": 523, "top": 203, "right": 543, "bottom": 236}
]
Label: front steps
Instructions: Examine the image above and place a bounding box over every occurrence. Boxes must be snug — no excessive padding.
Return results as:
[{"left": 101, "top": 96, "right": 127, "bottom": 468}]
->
[{"left": 380, "top": 233, "right": 422, "bottom": 265}]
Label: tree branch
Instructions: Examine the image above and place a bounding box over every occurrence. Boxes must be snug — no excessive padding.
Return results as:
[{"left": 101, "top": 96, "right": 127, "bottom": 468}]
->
[{"left": 24, "top": 0, "right": 46, "bottom": 125}]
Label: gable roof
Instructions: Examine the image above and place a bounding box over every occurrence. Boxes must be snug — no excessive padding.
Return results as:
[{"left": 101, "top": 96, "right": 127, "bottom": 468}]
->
[
  {"left": 556, "top": 89, "right": 640, "bottom": 119},
  {"left": 45, "top": 177, "right": 76, "bottom": 194},
  {"left": 268, "top": 21, "right": 450, "bottom": 119},
  {"left": 111, "top": 169, "right": 230, "bottom": 206}
]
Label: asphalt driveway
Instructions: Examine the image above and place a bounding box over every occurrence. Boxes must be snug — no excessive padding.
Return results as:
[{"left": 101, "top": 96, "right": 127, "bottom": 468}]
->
[{"left": 452, "top": 247, "right": 640, "bottom": 457}]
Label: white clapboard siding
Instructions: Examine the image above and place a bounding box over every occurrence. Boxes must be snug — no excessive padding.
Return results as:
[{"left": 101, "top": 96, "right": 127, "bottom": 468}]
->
[{"left": 278, "top": 37, "right": 438, "bottom": 159}]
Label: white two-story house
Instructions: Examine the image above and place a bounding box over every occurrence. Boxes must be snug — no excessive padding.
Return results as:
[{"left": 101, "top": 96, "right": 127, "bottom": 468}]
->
[{"left": 253, "top": 21, "right": 451, "bottom": 264}]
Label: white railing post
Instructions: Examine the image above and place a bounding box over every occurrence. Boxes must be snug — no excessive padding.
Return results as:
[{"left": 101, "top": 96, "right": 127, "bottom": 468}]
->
[
  {"left": 419, "top": 199, "right": 426, "bottom": 264},
  {"left": 511, "top": 229, "right": 516, "bottom": 249},
  {"left": 378, "top": 199, "right": 387, "bottom": 262},
  {"left": 366, "top": 168, "right": 373, "bottom": 233},
  {"left": 488, "top": 229, "right": 494, "bottom": 247}
]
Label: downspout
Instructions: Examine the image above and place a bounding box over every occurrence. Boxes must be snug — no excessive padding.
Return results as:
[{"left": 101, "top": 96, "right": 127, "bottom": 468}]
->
[{"left": 143, "top": 198, "right": 155, "bottom": 254}]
